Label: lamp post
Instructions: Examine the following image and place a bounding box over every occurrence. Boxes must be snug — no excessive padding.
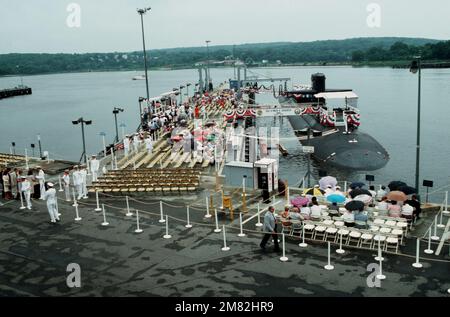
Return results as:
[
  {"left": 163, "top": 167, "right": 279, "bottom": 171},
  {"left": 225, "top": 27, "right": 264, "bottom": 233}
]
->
[
  {"left": 410, "top": 56, "right": 422, "bottom": 198},
  {"left": 137, "top": 7, "right": 151, "bottom": 113},
  {"left": 11, "top": 142, "right": 16, "bottom": 155},
  {"left": 206, "top": 40, "right": 211, "bottom": 91},
  {"left": 37, "top": 134, "right": 43, "bottom": 159},
  {"left": 113, "top": 107, "right": 124, "bottom": 143},
  {"left": 138, "top": 97, "right": 145, "bottom": 125},
  {"left": 186, "top": 83, "right": 191, "bottom": 100},
  {"left": 179, "top": 85, "right": 185, "bottom": 104},
  {"left": 72, "top": 118, "right": 92, "bottom": 165}
]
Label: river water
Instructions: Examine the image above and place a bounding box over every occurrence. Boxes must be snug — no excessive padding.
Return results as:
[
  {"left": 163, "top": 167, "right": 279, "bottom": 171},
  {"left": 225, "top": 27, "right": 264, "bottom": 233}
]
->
[{"left": 1, "top": 66, "right": 449, "bottom": 199}]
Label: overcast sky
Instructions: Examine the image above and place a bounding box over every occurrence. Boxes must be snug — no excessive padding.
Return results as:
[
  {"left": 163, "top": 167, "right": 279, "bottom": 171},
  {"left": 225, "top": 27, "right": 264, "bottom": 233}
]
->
[{"left": 1, "top": 0, "right": 449, "bottom": 54}]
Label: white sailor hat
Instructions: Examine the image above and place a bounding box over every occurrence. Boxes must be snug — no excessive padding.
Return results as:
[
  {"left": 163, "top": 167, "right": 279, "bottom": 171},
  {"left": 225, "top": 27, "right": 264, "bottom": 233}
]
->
[
  {"left": 47, "top": 182, "right": 54, "bottom": 187},
  {"left": 91, "top": 154, "right": 97, "bottom": 157}
]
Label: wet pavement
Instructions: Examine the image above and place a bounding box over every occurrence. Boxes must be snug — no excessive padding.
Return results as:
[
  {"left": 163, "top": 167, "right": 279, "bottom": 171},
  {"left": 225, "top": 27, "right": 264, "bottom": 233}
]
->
[{"left": 0, "top": 191, "right": 449, "bottom": 297}]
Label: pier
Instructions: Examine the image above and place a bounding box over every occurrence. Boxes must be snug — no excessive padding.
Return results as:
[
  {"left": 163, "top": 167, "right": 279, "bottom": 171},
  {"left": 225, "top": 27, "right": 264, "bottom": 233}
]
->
[
  {"left": 0, "top": 86, "right": 32, "bottom": 100},
  {"left": 1, "top": 84, "right": 449, "bottom": 298}
]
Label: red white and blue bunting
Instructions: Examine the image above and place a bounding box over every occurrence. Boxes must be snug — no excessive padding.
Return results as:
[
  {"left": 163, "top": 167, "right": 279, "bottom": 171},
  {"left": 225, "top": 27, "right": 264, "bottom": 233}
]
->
[
  {"left": 223, "top": 109, "right": 256, "bottom": 121},
  {"left": 346, "top": 113, "right": 361, "bottom": 127}
]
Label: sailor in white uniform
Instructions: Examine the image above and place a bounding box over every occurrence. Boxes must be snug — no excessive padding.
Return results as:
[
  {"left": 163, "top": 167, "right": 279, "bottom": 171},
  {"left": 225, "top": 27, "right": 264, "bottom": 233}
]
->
[
  {"left": 90, "top": 155, "right": 100, "bottom": 182},
  {"left": 36, "top": 167, "right": 46, "bottom": 200},
  {"left": 144, "top": 135, "right": 153, "bottom": 154},
  {"left": 20, "top": 176, "right": 32, "bottom": 210},
  {"left": 80, "top": 164, "right": 88, "bottom": 199},
  {"left": 123, "top": 135, "right": 130, "bottom": 156},
  {"left": 62, "top": 170, "right": 71, "bottom": 201},
  {"left": 43, "top": 182, "right": 60, "bottom": 224},
  {"left": 72, "top": 166, "right": 83, "bottom": 200},
  {"left": 133, "top": 133, "right": 141, "bottom": 152}
]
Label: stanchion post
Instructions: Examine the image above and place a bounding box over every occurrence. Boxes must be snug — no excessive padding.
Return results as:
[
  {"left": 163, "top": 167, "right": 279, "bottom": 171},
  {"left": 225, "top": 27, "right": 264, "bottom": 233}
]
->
[
  {"left": 256, "top": 203, "right": 263, "bottom": 227},
  {"left": 72, "top": 189, "right": 78, "bottom": 207},
  {"left": 376, "top": 254, "right": 386, "bottom": 280},
  {"left": 238, "top": 213, "right": 246, "bottom": 237},
  {"left": 95, "top": 190, "right": 102, "bottom": 211},
  {"left": 299, "top": 224, "right": 307, "bottom": 248},
  {"left": 214, "top": 208, "right": 222, "bottom": 233},
  {"left": 125, "top": 196, "right": 132, "bottom": 217},
  {"left": 431, "top": 215, "right": 440, "bottom": 241},
  {"left": 324, "top": 241, "right": 334, "bottom": 270},
  {"left": 185, "top": 205, "right": 192, "bottom": 228},
  {"left": 280, "top": 233, "right": 288, "bottom": 262},
  {"left": 412, "top": 238, "right": 423, "bottom": 268},
  {"left": 74, "top": 204, "right": 82, "bottom": 221},
  {"left": 424, "top": 228, "right": 434, "bottom": 254},
  {"left": 163, "top": 215, "right": 171, "bottom": 239},
  {"left": 375, "top": 238, "right": 384, "bottom": 261},
  {"left": 221, "top": 225, "right": 230, "bottom": 251},
  {"left": 135, "top": 210, "right": 143, "bottom": 233},
  {"left": 443, "top": 191, "right": 449, "bottom": 214},
  {"left": 336, "top": 232, "right": 345, "bottom": 254},
  {"left": 205, "top": 194, "right": 212, "bottom": 218},
  {"left": 159, "top": 201, "right": 165, "bottom": 223},
  {"left": 101, "top": 204, "right": 109, "bottom": 226}
]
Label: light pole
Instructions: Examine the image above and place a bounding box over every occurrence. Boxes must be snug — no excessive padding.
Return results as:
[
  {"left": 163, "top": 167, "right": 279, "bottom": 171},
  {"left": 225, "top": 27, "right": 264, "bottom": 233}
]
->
[
  {"left": 113, "top": 107, "right": 124, "bottom": 143},
  {"left": 11, "top": 142, "right": 16, "bottom": 155},
  {"left": 72, "top": 118, "right": 92, "bottom": 165},
  {"left": 137, "top": 7, "right": 151, "bottom": 113},
  {"left": 186, "top": 83, "right": 191, "bottom": 100},
  {"left": 138, "top": 97, "right": 145, "bottom": 125},
  {"left": 179, "top": 85, "right": 185, "bottom": 104},
  {"left": 206, "top": 40, "right": 211, "bottom": 91},
  {"left": 37, "top": 134, "right": 43, "bottom": 159},
  {"left": 410, "top": 56, "right": 422, "bottom": 198}
]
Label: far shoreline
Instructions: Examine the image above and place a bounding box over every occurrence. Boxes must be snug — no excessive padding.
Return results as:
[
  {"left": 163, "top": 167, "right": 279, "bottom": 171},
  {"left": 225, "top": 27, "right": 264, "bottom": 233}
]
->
[{"left": 1, "top": 60, "right": 449, "bottom": 79}]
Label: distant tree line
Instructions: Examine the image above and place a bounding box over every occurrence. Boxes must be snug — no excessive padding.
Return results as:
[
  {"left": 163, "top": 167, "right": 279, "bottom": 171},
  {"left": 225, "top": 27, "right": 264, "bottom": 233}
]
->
[
  {"left": 0, "top": 37, "right": 448, "bottom": 76},
  {"left": 351, "top": 41, "right": 450, "bottom": 62}
]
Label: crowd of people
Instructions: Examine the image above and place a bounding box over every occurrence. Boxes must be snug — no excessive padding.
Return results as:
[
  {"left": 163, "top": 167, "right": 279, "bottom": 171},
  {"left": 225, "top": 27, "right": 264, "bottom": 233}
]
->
[
  {"left": 0, "top": 154, "right": 101, "bottom": 224},
  {"left": 121, "top": 89, "right": 237, "bottom": 166},
  {"left": 282, "top": 183, "right": 422, "bottom": 229}
]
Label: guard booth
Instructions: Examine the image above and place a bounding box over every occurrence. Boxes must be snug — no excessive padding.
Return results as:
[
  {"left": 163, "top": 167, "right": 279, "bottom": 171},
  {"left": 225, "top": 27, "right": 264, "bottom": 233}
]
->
[
  {"left": 254, "top": 158, "right": 278, "bottom": 193},
  {"left": 223, "top": 161, "right": 255, "bottom": 188}
]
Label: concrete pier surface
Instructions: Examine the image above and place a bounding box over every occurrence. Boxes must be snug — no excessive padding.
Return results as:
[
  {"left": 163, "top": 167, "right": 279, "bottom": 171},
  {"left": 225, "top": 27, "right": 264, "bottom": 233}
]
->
[{"left": 0, "top": 192, "right": 449, "bottom": 297}]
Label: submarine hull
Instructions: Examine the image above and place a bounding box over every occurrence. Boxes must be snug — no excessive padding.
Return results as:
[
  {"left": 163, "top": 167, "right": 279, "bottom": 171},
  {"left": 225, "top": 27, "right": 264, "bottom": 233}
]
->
[{"left": 287, "top": 115, "right": 389, "bottom": 171}]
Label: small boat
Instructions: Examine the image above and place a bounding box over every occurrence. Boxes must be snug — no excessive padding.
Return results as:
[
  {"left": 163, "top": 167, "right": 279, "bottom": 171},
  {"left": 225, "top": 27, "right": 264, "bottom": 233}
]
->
[{"left": 132, "top": 75, "right": 146, "bottom": 81}]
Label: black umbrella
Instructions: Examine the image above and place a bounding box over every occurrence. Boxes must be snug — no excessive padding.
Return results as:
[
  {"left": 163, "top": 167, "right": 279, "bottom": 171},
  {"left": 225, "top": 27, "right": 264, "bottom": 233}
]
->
[
  {"left": 350, "top": 182, "right": 366, "bottom": 189},
  {"left": 398, "top": 185, "right": 416, "bottom": 195},
  {"left": 388, "top": 181, "right": 407, "bottom": 191},
  {"left": 350, "top": 188, "right": 372, "bottom": 198},
  {"left": 345, "top": 200, "right": 365, "bottom": 211}
]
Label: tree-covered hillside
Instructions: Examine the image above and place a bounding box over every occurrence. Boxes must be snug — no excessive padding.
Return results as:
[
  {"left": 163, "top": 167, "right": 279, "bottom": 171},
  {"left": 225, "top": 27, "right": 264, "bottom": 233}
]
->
[{"left": 0, "top": 37, "right": 447, "bottom": 76}]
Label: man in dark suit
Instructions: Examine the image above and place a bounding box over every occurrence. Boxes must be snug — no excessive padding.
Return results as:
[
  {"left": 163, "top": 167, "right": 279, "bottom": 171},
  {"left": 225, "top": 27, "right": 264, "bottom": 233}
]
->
[{"left": 260, "top": 206, "right": 280, "bottom": 252}]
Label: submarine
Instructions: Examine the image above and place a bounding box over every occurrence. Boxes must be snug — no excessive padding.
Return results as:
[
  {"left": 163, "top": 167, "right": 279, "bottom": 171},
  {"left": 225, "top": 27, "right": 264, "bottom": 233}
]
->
[{"left": 279, "top": 73, "right": 389, "bottom": 171}]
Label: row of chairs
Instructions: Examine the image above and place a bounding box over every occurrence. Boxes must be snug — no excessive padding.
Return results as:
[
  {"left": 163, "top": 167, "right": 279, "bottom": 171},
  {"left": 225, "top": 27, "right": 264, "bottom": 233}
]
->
[
  {"left": 89, "top": 183, "right": 198, "bottom": 194},
  {"left": 106, "top": 169, "right": 202, "bottom": 176},
  {"left": 94, "top": 175, "right": 199, "bottom": 183},
  {"left": 282, "top": 221, "right": 401, "bottom": 253}
]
